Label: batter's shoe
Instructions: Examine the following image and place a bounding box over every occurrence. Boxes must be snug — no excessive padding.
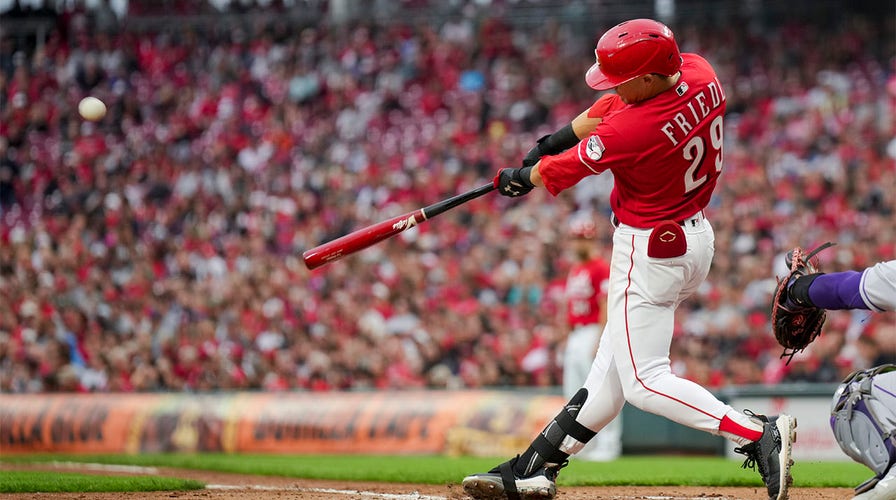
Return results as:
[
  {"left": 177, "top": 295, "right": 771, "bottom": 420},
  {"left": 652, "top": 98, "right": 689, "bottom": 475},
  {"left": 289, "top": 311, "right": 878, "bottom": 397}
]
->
[
  {"left": 734, "top": 411, "right": 797, "bottom": 500},
  {"left": 852, "top": 465, "right": 896, "bottom": 500},
  {"left": 462, "top": 455, "right": 566, "bottom": 500}
]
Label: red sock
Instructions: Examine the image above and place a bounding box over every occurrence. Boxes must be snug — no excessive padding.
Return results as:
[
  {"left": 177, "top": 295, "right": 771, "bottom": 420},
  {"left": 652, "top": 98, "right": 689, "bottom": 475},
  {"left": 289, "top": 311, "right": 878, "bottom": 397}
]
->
[{"left": 720, "top": 415, "right": 763, "bottom": 442}]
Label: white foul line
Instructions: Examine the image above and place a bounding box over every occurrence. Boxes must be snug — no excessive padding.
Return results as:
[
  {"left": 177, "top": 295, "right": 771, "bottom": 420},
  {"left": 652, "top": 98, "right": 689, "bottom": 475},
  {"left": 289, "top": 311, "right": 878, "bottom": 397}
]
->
[
  {"left": 206, "top": 485, "right": 746, "bottom": 500},
  {"left": 206, "top": 484, "right": 446, "bottom": 499},
  {"left": 34, "top": 464, "right": 746, "bottom": 500},
  {"left": 642, "top": 497, "right": 743, "bottom": 500}
]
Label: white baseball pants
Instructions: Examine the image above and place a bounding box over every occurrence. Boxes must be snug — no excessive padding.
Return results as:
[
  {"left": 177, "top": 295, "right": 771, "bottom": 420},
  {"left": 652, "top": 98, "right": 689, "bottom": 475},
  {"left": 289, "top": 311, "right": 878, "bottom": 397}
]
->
[{"left": 561, "top": 214, "right": 756, "bottom": 451}]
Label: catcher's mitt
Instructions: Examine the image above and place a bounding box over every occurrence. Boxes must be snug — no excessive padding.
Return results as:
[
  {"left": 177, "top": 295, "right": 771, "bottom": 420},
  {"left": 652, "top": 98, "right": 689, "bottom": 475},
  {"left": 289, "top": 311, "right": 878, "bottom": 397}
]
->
[{"left": 772, "top": 241, "right": 835, "bottom": 363}]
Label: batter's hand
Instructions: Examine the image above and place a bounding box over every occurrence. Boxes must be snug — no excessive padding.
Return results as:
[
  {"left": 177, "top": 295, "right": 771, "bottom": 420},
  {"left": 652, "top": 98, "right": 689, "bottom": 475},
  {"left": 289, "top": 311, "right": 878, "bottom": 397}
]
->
[
  {"left": 522, "top": 135, "right": 550, "bottom": 168},
  {"left": 494, "top": 167, "right": 534, "bottom": 197}
]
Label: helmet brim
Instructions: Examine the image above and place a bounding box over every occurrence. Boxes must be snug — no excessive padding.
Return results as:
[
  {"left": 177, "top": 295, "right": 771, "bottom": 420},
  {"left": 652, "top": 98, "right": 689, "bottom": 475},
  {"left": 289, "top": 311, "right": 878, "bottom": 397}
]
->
[{"left": 585, "top": 62, "right": 627, "bottom": 91}]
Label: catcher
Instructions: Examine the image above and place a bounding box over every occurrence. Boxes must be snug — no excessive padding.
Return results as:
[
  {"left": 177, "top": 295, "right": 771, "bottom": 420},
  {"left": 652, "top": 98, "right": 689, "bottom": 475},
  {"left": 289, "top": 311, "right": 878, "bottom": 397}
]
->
[
  {"left": 772, "top": 243, "right": 896, "bottom": 359},
  {"left": 831, "top": 365, "right": 896, "bottom": 500},
  {"left": 774, "top": 247, "right": 896, "bottom": 499}
]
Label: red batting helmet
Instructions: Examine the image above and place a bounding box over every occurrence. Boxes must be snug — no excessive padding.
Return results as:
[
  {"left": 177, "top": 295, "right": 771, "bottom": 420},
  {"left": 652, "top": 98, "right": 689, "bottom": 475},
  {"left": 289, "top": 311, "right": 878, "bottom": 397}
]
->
[{"left": 585, "top": 18, "right": 682, "bottom": 91}]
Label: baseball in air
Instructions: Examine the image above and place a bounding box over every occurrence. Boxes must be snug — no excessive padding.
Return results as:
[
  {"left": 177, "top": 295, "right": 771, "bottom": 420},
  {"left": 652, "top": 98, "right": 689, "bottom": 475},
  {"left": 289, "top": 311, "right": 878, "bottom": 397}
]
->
[{"left": 78, "top": 96, "right": 106, "bottom": 121}]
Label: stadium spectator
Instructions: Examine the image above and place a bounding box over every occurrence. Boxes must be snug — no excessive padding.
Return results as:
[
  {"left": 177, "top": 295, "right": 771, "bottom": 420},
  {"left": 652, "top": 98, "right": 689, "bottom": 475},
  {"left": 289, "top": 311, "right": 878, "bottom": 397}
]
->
[{"left": 0, "top": 1, "right": 893, "bottom": 393}]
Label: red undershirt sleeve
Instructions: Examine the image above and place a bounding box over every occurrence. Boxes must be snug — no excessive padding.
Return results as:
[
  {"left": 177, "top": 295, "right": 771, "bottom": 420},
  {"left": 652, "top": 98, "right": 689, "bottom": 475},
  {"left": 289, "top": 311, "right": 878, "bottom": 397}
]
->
[{"left": 587, "top": 93, "right": 625, "bottom": 119}]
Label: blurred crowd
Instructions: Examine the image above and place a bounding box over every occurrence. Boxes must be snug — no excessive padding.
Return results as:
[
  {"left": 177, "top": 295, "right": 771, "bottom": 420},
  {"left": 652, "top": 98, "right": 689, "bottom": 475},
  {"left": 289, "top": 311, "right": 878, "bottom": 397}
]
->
[{"left": 1, "top": 2, "right": 894, "bottom": 393}]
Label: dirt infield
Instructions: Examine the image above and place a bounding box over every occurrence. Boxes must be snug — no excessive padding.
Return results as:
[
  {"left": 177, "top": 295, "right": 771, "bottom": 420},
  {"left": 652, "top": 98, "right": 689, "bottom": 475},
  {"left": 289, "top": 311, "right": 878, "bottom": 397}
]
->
[{"left": 1, "top": 463, "right": 855, "bottom": 500}]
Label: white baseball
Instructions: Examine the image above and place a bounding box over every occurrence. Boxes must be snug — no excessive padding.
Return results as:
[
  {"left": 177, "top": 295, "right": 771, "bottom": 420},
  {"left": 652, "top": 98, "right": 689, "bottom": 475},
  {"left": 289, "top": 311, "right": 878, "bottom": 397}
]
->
[{"left": 78, "top": 96, "right": 106, "bottom": 121}]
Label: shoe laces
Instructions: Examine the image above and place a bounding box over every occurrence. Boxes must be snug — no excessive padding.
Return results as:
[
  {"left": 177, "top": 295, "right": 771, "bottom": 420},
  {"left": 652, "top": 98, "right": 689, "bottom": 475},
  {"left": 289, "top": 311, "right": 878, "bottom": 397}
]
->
[
  {"left": 734, "top": 442, "right": 767, "bottom": 479},
  {"left": 734, "top": 411, "right": 771, "bottom": 480}
]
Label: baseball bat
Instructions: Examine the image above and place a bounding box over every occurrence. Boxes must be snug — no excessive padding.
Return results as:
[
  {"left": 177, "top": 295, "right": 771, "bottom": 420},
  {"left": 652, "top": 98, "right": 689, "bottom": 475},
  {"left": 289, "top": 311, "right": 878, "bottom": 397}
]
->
[{"left": 303, "top": 182, "right": 495, "bottom": 270}]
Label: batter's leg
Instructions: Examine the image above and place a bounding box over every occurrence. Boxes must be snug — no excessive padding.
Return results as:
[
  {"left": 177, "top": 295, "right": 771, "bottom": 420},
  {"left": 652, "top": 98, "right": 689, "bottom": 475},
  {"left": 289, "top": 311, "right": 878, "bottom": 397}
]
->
[
  {"left": 574, "top": 327, "right": 626, "bottom": 439},
  {"left": 602, "top": 223, "right": 743, "bottom": 437},
  {"left": 562, "top": 325, "right": 600, "bottom": 400},
  {"left": 608, "top": 222, "right": 795, "bottom": 499},
  {"left": 461, "top": 388, "right": 603, "bottom": 500}
]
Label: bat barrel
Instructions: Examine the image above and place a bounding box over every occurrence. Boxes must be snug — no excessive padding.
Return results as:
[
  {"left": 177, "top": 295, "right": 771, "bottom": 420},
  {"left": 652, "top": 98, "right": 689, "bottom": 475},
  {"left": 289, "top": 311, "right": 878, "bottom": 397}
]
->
[
  {"left": 302, "top": 210, "right": 424, "bottom": 270},
  {"left": 303, "top": 183, "right": 494, "bottom": 270}
]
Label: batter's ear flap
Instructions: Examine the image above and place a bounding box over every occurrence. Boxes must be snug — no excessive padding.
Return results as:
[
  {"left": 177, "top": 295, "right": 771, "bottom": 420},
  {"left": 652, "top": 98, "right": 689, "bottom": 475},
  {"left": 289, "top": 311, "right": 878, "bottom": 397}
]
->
[{"left": 648, "top": 221, "right": 686, "bottom": 258}]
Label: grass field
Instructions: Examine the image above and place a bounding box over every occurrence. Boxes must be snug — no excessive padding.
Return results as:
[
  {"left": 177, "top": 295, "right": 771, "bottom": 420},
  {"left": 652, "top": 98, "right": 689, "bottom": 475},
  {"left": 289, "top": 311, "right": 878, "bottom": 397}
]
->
[
  {"left": 0, "top": 469, "right": 203, "bottom": 493},
  {"left": 0, "top": 453, "right": 871, "bottom": 493}
]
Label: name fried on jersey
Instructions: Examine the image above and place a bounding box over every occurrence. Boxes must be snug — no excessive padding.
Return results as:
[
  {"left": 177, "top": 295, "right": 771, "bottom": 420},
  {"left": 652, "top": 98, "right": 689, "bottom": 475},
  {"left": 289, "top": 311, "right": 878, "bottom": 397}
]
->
[{"left": 660, "top": 76, "right": 725, "bottom": 147}]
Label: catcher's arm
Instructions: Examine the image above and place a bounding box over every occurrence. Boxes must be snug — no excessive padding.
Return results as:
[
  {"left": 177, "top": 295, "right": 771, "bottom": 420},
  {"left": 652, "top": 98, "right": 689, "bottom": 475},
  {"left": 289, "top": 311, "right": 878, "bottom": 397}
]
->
[{"left": 771, "top": 242, "right": 835, "bottom": 364}]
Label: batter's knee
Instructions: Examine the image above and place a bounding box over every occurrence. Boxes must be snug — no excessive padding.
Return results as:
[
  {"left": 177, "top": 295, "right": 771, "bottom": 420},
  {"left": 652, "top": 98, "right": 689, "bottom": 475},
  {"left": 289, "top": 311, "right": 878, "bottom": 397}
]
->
[{"left": 619, "top": 365, "right": 673, "bottom": 409}]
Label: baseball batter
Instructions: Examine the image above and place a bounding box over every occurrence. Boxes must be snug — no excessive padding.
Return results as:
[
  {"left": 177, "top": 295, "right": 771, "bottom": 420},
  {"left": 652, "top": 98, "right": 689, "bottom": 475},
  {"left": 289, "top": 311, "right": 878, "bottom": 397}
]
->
[{"left": 463, "top": 19, "right": 796, "bottom": 500}]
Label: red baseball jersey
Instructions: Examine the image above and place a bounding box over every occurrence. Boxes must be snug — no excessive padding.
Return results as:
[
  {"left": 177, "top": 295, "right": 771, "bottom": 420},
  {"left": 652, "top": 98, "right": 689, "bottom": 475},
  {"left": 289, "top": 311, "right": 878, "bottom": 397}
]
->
[
  {"left": 566, "top": 258, "right": 611, "bottom": 326},
  {"left": 540, "top": 54, "right": 727, "bottom": 228},
  {"left": 586, "top": 93, "right": 626, "bottom": 120}
]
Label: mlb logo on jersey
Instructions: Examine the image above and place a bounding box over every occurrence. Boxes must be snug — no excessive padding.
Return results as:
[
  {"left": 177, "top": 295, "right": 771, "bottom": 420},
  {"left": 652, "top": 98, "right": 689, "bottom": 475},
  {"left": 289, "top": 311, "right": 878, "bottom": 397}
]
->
[{"left": 586, "top": 136, "right": 605, "bottom": 161}]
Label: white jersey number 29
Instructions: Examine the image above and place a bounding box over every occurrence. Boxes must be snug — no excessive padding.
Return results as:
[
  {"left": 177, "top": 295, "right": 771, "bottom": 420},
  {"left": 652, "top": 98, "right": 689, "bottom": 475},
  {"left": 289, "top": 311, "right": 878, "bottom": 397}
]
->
[{"left": 683, "top": 115, "right": 724, "bottom": 193}]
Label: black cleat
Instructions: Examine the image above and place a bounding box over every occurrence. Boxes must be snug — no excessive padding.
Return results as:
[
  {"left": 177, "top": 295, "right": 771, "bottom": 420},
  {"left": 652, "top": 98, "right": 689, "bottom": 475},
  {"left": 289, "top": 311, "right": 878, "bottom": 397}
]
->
[
  {"left": 462, "top": 456, "right": 566, "bottom": 500},
  {"left": 735, "top": 411, "right": 797, "bottom": 500}
]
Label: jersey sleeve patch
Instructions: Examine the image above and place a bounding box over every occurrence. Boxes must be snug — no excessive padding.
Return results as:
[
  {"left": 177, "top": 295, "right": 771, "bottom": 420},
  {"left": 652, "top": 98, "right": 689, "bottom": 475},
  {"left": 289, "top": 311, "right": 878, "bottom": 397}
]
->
[
  {"left": 586, "top": 136, "right": 605, "bottom": 160},
  {"left": 576, "top": 135, "right": 605, "bottom": 174}
]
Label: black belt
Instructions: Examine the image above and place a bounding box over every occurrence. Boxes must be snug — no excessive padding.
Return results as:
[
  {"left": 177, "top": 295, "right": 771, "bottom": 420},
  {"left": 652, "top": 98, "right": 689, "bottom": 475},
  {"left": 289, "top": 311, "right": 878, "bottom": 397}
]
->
[{"left": 612, "top": 212, "right": 703, "bottom": 229}]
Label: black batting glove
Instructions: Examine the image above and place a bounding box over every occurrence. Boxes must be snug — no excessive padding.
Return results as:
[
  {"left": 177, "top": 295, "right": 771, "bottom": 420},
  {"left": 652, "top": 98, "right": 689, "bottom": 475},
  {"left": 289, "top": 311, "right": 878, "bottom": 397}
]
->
[
  {"left": 522, "top": 124, "right": 578, "bottom": 167},
  {"left": 522, "top": 135, "right": 550, "bottom": 168},
  {"left": 494, "top": 166, "right": 534, "bottom": 197}
]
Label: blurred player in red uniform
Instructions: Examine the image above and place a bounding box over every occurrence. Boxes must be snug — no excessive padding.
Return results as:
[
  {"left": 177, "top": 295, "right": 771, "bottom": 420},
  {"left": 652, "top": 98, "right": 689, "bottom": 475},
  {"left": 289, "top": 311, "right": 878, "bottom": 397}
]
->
[
  {"left": 464, "top": 18, "right": 796, "bottom": 500},
  {"left": 562, "top": 216, "right": 610, "bottom": 398},
  {"left": 560, "top": 216, "right": 620, "bottom": 461}
]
